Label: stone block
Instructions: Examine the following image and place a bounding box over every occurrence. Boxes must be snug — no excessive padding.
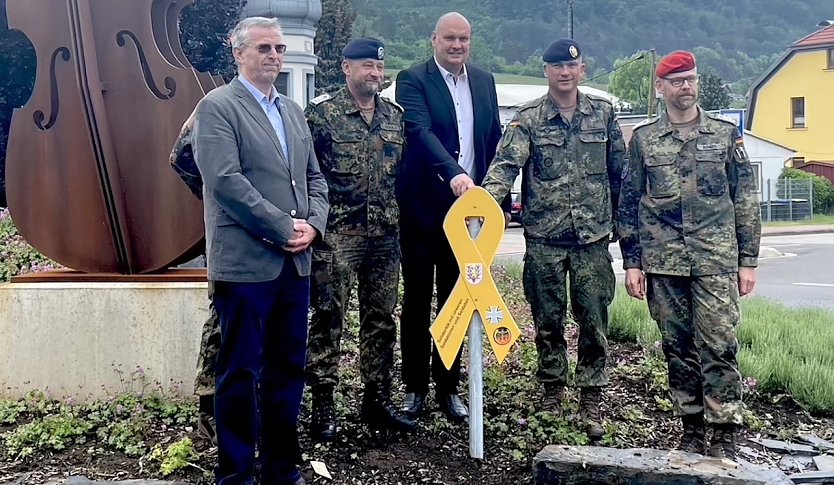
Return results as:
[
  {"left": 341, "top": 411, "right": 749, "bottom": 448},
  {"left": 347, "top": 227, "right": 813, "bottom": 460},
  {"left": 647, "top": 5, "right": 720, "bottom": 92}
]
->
[
  {"left": 0, "top": 282, "right": 208, "bottom": 399},
  {"left": 533, "top": 445, "right": 793, "bottom": 484}
]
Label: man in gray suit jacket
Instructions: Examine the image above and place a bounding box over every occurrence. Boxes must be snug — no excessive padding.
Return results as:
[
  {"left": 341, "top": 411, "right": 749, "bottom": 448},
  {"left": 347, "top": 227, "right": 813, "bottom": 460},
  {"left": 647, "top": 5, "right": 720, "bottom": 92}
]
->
[{"left": 193, "top": 17, "right": 328, "bottom": 485}]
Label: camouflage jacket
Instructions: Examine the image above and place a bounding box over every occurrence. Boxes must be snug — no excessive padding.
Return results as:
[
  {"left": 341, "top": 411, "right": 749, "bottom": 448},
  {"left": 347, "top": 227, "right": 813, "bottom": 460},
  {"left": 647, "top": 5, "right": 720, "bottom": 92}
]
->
[
  {"left": 169, "top": 105, "right": 203, "bottom": 199},
  {"left": 617, "top": 109, "right": 761, "bottom": 276},
  {"left": 305, "top": 87, "right": 404, "bottom": 236},
  {"left": 482, "top": 92, "right": 625, "bottom": 245}
]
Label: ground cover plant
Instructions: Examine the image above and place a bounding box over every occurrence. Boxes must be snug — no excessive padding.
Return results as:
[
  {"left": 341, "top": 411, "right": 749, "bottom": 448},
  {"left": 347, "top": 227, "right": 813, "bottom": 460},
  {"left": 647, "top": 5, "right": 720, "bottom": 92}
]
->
[{"left": 0, "top": 259, "right": 832, "bottom": 483}]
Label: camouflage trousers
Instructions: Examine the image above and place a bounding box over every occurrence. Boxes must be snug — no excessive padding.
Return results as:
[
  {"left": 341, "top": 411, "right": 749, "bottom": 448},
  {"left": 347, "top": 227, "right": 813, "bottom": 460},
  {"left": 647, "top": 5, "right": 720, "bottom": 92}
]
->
[
  {"left": 523, "top": 238, "right": 614, "bottom": 388},
  {"left": 646, "top": 273, "right": 743, "bottom": 425},
  {"left": 194, "top": 281, "right": 220, "bottom": 397},
  {"left": 307, "top": 233, "right": 399, "bottom": 391}
]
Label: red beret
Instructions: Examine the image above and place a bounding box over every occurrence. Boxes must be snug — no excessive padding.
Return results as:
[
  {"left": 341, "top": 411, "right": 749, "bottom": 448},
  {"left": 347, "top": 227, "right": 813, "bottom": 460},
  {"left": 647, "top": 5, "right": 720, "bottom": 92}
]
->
[{"left": 655, "top": 50, "right": 696, "bottom": 78}]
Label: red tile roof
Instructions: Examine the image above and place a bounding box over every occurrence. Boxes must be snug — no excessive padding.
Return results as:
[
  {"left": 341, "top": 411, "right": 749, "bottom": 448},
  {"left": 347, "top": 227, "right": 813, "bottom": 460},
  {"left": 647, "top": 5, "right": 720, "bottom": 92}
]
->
[{"left": 793, "top": 24, "right": 834, "bottom": 48}]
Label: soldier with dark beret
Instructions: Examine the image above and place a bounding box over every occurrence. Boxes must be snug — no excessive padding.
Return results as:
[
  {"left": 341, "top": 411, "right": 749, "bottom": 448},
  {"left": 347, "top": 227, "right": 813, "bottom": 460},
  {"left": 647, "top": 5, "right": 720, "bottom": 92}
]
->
[
  {"left": 482, "top": 38, "right": 625, "bottom": 441},
  {"left": 304, "top": 37, "right": 416, "bottom": 441},
  {"left": 618, "top": 50, "right": 761, "bottom": 460}
]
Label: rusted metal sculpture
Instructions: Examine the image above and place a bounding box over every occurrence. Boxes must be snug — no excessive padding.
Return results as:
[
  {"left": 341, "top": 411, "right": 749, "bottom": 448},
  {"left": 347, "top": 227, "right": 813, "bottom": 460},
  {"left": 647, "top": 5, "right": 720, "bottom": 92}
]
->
[{"left": 5, "top": 0, "right": 220, "bottom": 274}]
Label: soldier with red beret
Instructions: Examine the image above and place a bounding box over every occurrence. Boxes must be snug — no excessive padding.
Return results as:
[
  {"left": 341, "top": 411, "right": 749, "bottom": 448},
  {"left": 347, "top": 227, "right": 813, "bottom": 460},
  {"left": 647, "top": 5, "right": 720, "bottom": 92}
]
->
[{"left": 617, "top": 50, "right": 761, "bottom": 460}]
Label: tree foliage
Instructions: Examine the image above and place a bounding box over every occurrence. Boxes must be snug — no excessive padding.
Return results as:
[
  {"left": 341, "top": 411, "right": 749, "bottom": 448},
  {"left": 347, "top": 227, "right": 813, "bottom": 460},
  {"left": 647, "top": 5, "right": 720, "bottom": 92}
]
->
[
  {"left": 0, "top": 0, "right": 246, "bottom": 206},
  {"left": 698, "top": 69, "right": 731, "bottom": 111},
  {"left": 315, "top": 0, "right": 357, "bottom": 94},
  {"left": 608, "top": 52, "right": 654, "bottom": 114},
  {"left": 180, "top": 0, "right": 248, "bottom": 83},
  {"left": 352, "top": 0, "right": 828, "bottom": 85}
]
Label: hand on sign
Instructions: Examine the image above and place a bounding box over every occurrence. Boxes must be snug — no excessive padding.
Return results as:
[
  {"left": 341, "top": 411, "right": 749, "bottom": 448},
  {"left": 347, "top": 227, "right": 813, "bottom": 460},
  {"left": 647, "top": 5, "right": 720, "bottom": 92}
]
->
[
  {"left": 465, "top": 216, "right": 485, "bottom": 229},
  {"left": 450, "top": 173, "right": 475, "bottom": 196}
]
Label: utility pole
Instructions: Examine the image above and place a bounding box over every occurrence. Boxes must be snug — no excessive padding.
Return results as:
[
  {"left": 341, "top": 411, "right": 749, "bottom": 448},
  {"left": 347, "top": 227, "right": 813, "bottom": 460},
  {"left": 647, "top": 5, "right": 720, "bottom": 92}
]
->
[{"left": 566, "top": 0, "right": 575, "bottom": 38}]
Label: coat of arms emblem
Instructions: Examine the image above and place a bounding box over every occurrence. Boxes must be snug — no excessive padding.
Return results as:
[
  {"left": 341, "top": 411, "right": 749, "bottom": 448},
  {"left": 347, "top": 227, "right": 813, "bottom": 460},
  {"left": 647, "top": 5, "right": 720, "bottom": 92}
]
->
[{"left": 465, "top": 263, "right": 483, "bottom": 285}]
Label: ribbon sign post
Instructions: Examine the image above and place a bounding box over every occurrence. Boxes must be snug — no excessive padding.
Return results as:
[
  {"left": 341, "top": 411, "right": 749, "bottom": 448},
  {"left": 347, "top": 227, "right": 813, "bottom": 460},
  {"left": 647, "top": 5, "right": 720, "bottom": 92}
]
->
[{"left": 430, "top": 187, "right": 521, "bottom": 459}]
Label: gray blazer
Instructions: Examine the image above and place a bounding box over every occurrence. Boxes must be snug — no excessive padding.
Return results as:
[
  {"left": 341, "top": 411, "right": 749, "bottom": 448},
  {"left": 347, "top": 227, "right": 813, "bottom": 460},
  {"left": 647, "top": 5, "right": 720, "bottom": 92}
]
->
[{"left": 194, "top": 77, "right": 329, "bottom": 282}]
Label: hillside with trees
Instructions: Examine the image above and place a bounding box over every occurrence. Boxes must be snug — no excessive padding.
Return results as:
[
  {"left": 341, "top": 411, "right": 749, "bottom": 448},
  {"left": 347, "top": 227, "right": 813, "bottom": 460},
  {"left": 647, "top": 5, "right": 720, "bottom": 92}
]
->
[{"left": 353, "top": 0, "right": 830, "bottom": 89}]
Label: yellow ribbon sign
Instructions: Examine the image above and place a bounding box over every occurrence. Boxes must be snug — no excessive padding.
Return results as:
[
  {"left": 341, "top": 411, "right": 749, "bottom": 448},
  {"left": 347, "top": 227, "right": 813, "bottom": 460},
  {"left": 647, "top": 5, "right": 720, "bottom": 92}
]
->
[{"left": 430, "top": 187, "right": 520, "bottom": 370}]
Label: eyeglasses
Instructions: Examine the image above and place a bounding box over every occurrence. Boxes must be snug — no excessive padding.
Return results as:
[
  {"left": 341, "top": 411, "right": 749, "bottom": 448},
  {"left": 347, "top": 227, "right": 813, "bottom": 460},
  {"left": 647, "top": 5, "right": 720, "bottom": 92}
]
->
[
  {"left": 254, "top": 44, "right": 287, "bottom": 54},
  {"left": 547, "top": 61, "right": 581, "bottom": 70},
  {"left": 663, "top": 75, "right": 699, "bottom": 87}
]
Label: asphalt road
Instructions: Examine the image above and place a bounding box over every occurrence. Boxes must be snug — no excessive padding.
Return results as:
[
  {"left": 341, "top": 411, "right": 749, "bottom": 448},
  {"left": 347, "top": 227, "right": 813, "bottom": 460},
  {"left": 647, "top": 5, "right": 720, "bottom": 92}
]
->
[
  {"left": 498, "top": 227, "right": 834, "bottom": 312},
  {"left": 754, "top": 233, "right": 834, "bottom": 311}
]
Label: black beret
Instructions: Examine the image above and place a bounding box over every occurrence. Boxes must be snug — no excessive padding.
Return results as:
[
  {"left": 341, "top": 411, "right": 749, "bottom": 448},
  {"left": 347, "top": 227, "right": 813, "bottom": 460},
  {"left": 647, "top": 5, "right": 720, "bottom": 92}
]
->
[
  {"left": 543, "top": 38, "right": 581, "bottom": 63},
  {"left": 342, "top": 37, "right": 385, "bottom": 60}
]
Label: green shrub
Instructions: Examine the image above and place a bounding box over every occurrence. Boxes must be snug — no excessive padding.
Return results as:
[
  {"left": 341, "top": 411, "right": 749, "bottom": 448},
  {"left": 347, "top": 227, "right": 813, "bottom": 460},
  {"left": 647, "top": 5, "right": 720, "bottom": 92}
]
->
[{"left": 779, "top": 167, "right": 834, "bottom": 214}]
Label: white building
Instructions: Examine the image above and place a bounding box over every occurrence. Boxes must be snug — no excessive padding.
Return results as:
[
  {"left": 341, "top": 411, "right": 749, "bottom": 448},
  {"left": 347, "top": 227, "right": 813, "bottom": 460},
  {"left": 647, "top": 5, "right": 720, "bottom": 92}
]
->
[
  {"left": 242, "top": 0, "right": 322, "bottom": 107},
  {"left": 380, "top": 82, "right": 622, "bottom": 127}
]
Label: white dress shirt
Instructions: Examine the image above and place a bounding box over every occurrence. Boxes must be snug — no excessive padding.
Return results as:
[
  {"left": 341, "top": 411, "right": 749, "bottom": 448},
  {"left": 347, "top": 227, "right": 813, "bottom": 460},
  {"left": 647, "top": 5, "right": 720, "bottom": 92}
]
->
[{"left": 434, "top": 57, "right": 475, "bottom": 178}]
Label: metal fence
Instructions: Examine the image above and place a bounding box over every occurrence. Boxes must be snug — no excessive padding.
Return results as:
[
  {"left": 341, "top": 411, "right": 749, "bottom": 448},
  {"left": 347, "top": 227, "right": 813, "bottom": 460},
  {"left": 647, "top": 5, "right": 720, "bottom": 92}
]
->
[{"left": 761, "top": 178, "right": 813, "bottom": 222}]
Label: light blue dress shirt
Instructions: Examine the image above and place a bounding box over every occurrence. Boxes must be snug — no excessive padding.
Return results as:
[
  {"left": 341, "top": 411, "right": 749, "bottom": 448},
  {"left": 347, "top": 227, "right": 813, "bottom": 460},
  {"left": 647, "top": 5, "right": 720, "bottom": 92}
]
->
[{"left": 239, "top": 75, "right": 289, "bottom": 161}]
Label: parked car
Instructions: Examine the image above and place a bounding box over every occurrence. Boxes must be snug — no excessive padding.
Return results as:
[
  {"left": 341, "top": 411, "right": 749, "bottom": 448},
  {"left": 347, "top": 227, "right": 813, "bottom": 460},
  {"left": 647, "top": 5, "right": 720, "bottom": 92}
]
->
[
  {"left": 510, "top": 191, "right": 523, "bottom": 225},
  {"left": 509, "top": 175, "right": 523, "bottom": 225}
]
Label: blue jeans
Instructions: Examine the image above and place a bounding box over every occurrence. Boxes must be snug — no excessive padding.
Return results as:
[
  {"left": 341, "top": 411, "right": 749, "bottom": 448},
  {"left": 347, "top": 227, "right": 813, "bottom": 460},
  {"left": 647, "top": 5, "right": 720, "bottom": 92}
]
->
[{"left": 213, "top": 265, "right": 309, "bottom": 485}]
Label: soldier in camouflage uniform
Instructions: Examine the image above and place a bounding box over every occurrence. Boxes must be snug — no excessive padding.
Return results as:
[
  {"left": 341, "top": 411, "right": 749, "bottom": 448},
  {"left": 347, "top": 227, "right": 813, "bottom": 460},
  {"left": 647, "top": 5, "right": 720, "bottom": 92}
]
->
[
  {"left": 304, "top": 38, "right": 416, "bottom": 442},
  {"left": 617, "top": 51, "right": 761, "bottom": 460},
  {"left": 169, "top": 108, "right": 219, "bottom": 445},
  {"left": 482, "top": 38, "right": 625, "bottom": 441}
]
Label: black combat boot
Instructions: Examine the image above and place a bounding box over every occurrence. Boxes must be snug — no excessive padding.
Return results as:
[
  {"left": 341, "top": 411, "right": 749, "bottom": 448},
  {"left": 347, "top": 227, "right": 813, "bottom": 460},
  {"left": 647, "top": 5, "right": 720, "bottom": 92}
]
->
[
  {"left": 542, "top": 383, "right": 566, "bottom": 418},
  {"left": 310, "top": 387, "right": 337, "bottom": 442},
  {"left": 678, "top": 414, "right": 706, "bottom": 454},
  {"left": 580, "top": 387, "right": 605, "bottom": 442},
  {"left": 709, "top": 423, "right": 739, "bottom": 461},
  {"left": 361, "top": 382, "right": 417, "bottom": 432}
]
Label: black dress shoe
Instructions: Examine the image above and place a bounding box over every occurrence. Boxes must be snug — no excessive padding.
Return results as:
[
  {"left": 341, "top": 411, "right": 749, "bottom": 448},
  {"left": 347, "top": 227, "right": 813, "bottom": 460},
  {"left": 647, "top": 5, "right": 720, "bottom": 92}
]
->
[
  {"left": 401, "top": 392, "right": 427, "bottom": 417},
  {"left": 437, "top": 393, "right": 469, "bottom": 422}
]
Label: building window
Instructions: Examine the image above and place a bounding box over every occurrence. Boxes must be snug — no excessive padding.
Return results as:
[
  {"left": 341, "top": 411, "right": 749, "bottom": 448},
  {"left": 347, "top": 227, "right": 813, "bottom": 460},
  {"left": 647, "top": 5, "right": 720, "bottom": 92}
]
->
[
  {"left": 828, "top": 48, "right": 834, "bottom": 69},
  {"left": 751, "top": 161, "right": 762, "bottom": 193},
  {"left": 305, "top": 73, "right": 315, "bottom": 106},
  {"left": 792, "top": 157, "right": 805, "bottom": 167},
  {"left": 275, "top": 72, "right": 290, "bottom": 96},
  {"left": 791, "top": 97, "right": 805, "bottom": 128}
]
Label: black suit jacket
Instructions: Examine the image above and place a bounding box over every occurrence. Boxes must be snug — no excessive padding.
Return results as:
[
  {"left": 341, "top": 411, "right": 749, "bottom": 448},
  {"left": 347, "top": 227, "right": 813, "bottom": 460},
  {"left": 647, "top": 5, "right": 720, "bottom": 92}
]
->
[{"left": 395, "top": 59, "right": 505, "bottom": 230}]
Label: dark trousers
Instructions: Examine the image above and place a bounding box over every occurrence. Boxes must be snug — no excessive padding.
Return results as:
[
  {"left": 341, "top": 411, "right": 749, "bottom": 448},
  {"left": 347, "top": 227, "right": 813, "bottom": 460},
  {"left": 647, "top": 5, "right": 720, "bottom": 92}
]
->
[
  {"left": 213, "top": 266, "right": 309, "bottom": 485},
  {"left": 399, "top": 217, "right": 462, "bottom": 395}
]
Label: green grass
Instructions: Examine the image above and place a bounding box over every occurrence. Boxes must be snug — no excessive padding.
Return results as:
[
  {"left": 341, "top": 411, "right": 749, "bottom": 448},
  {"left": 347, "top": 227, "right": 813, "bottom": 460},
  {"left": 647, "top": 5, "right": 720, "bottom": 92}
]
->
[
  {"left": 763, "top": 213, "right": 834, "bottom": 226},
  {"left": 737, "top": 298, "right": 834, "bottom": 413},
  {"left": 609, "top": 287, "right": 660, "bottom": 345},
  {"left": 607, "top": 285, "right": 834, "bottom": 414}
]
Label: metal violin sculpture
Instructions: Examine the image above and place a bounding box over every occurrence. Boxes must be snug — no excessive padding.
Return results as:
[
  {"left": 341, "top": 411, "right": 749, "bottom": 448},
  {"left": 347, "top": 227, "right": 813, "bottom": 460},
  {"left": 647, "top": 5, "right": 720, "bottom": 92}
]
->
[{"left": 5, "top": 0, "right": 222, "bottom": 274}]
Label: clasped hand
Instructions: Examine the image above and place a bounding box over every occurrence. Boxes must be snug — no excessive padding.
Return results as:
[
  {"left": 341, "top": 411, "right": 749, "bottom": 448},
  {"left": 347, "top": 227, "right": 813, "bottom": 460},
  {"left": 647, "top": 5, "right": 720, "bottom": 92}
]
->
[{"left": 282, "top": 218, "right": 316, "bottom": 254}]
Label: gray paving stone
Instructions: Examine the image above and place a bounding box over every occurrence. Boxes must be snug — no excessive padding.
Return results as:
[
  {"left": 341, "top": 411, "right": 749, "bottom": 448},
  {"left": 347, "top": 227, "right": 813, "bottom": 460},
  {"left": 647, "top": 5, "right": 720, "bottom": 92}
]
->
[
  {"left": 63, "top": 477, "right": 190, "bottom": 485},
  {"left": 814, "top": 455, "right": 834, "bottom": 472},
  {"left": 533, "top": 445, "right": 793, "bottom": 484},
  {"left": 750, "top": 438, "right": 818, "bottom": 456}
]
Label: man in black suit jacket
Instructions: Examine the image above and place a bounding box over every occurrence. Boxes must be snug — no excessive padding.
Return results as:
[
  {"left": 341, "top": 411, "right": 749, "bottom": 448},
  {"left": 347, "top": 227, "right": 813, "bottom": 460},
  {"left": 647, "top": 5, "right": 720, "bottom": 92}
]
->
[{"left": 395, "top": 11, "right": 505, "bottom": 423}]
